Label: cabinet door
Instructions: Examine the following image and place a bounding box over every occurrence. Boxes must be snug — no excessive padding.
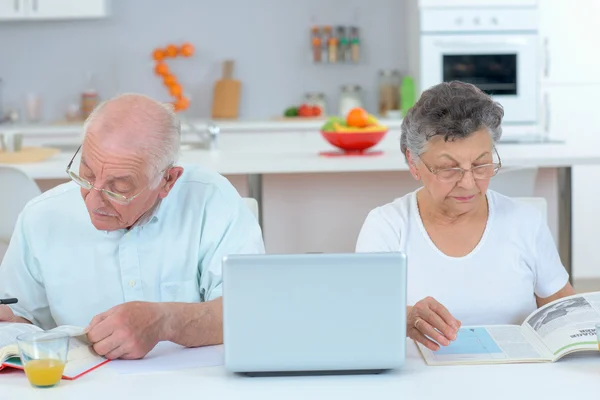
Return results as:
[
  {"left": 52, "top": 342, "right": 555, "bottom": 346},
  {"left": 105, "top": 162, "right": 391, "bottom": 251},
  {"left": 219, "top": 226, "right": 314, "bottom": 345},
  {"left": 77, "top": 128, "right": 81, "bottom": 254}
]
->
[
  {"left": 541, "top": 84, "right": 600, "bottom": 142},
  {"left": 543, "top": 84, "right": 600, "bottom": 279},
  {"left": 0, "top": 0, "right": 26, "bottom": 20},
  {"left": 27, "top": 0, "right": 107, "bottom": 20},
  {"left": 540, "top": 0, "right": 600, "bottom": 84}
]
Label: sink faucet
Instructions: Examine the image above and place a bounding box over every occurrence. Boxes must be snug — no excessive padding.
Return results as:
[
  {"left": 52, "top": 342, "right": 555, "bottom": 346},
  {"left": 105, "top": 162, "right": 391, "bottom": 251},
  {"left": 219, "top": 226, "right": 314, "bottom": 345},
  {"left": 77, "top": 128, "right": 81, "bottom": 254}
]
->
[
  {"left": 206, "top": 122, "right": 220, "bottom": 151},
  {"left": 179, "top": 117, "right": 220, "bottom": 150}
]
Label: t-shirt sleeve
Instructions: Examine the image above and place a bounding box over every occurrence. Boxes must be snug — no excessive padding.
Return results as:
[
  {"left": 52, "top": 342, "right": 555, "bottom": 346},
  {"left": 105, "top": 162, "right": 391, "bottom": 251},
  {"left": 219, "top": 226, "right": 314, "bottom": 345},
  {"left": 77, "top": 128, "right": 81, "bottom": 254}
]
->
[
  {"left": 355, "top": 208, "right": 400, "bottom": 253},
  {"left": 532, "top": 211, "right": 569, "bottom": 298}
]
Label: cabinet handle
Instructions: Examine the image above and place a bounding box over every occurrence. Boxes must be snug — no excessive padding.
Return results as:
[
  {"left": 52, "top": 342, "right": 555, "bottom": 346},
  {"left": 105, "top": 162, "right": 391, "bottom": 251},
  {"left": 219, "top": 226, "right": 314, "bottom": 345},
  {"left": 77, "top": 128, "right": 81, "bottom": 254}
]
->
[
  {"left": 544, "top": 37, "right": 550, "bottom": 78},
  {"left": 13, "top": 0, "right": 19, "bottom": 11},
  {"left": 544, "top": 92, "right": 551, "bottom": 134},
  {"left": 32, "top": 0, "right": 38, "bottom": 11}
]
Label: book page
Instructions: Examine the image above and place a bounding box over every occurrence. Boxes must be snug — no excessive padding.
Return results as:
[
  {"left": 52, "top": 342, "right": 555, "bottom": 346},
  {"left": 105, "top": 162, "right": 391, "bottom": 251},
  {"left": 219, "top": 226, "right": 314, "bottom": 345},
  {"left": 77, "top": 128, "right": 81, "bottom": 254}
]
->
[
  {"left": 417, "top": 325, "right": 551, "bottom": 365},
  {"left": 523, "top": 292, "right": 600, "bottom": 358},
  {"left": 0, "top": 322, "right": 41, "bottom": 349},
  {"left": 62, "top": 338, "right": 108, "bottom": 379}
]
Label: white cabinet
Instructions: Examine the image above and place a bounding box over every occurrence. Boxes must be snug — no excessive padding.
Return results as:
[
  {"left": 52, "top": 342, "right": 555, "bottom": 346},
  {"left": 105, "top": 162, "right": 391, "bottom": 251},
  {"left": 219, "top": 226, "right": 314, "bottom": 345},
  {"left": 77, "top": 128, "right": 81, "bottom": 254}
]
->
[
  {"left": 0, "top": 0, "right": 108, "bottom": 21},
  {"left": 542, "top": 85, "right": 600, "bottom": 143},
  {"left": 544, "top": 84, "right": 600, "bottom": 280},
  {"left": 539, "top": 0, "right": 600, "bottom": 84},
  {"left": 0, "top": 0, "right": 24, "bottom": 19}
]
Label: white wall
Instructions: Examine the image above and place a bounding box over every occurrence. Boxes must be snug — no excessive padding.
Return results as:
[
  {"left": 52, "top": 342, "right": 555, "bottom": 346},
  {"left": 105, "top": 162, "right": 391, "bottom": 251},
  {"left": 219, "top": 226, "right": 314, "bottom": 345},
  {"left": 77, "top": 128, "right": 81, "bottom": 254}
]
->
[{"left": 0, "top": 0, "right": 407, "bottom": 121}]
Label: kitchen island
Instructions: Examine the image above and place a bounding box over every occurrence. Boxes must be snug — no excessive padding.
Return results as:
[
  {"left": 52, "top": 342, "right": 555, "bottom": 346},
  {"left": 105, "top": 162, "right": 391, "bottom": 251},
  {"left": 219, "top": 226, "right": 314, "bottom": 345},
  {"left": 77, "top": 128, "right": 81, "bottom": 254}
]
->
[{"left": 2, "top": 121, "right": 599, "bottom": 280}]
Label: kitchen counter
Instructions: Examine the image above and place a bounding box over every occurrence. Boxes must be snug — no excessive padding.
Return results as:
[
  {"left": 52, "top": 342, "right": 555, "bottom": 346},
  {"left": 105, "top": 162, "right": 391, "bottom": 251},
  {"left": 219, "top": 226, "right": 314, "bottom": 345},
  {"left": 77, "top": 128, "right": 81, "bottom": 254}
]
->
[{"left": 3, "top": 131, "right": 597, "bottom": 179}]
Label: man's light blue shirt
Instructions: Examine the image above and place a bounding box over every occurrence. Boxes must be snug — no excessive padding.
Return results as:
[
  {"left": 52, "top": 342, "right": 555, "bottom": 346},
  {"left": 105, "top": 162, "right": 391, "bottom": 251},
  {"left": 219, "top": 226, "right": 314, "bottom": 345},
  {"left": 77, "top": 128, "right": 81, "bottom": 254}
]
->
[{"left": 0, "top": 165, "right": 265, "bottom": 329}]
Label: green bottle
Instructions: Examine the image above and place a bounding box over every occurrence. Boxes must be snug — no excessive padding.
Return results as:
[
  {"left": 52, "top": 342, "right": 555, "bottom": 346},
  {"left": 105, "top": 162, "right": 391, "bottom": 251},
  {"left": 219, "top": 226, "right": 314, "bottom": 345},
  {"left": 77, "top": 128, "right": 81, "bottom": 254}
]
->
[{"left": 400, "top": 76, "right": 416, "bottom": 118}]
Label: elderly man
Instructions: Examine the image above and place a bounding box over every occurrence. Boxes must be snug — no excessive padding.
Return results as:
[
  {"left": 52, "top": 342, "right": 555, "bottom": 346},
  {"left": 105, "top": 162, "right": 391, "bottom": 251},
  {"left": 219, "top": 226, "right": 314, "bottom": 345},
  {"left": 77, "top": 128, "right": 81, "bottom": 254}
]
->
[{"left": 0, "top": 93, "right": 265, "bottom": 360}]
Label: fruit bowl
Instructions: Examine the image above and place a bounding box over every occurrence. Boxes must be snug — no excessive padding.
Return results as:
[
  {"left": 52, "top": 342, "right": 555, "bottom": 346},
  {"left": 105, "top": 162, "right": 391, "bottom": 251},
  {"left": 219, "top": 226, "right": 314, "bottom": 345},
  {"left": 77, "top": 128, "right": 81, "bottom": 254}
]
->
[{"left": 320, "top": 129, "right": 387, "bottom": 153}]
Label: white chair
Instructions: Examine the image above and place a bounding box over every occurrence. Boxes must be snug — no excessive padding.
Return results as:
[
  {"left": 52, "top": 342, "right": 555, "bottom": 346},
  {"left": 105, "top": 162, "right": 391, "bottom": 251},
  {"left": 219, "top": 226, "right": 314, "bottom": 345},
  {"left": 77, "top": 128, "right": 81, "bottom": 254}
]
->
[
  {"left": 243, "top": 197, "right": 259, "bottom": 220},
  {"left": 514, "top": 197, "right": 548, "bottom": 221},
  {"left": 0, "top": 166, "right": 42, "bottom": 248}
]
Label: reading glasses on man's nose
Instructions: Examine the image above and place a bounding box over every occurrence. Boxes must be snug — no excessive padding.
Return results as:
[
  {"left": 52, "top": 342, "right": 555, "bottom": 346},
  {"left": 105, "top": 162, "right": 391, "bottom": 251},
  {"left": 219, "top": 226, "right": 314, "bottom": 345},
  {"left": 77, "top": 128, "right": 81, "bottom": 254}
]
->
[{"left": 65, "top": 145, "right": 166, "bottom": 205}]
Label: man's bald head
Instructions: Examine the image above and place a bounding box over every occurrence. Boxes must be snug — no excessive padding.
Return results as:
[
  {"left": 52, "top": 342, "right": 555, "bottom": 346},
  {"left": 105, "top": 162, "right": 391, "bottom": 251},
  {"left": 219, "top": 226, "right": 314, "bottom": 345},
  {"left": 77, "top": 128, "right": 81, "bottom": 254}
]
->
[{"left": 82, "top": 93, "right": 181, "bottom": 184}]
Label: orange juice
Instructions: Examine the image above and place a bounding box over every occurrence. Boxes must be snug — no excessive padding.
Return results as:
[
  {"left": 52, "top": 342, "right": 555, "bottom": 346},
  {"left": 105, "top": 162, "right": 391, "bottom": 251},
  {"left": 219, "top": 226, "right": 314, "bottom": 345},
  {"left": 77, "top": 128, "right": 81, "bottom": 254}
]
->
[{"left": 23, "top": 359, "right": 65, "bottom": 387}]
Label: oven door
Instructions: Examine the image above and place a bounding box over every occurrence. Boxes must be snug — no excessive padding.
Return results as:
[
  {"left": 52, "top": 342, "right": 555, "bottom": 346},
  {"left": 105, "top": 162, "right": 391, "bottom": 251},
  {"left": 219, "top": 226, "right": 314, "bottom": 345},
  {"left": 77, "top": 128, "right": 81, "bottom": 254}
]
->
[{"left": 420, "top": 34, "right": 538, "bottom": 124}]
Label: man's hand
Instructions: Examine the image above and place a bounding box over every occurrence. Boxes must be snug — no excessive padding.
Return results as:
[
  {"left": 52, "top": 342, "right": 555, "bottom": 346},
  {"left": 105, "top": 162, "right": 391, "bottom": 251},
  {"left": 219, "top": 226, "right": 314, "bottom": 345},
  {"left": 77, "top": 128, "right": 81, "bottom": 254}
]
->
[
  {"left": 86, "top": 301, "right": 169, "bottom": 360},
  {"left": 0, "top": 305, "right": 16, "bottom": 322},
  {"left": 407, "top": 296, "right": 461, "bottom": 351},
  {"left": 0, "top": 305, "right": 30, "bottom": 324}
]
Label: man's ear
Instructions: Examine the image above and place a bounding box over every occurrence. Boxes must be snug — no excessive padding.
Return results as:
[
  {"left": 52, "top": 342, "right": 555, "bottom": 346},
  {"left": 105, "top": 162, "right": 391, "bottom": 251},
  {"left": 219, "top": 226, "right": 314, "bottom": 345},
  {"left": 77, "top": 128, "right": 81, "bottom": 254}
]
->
[
  {"left": 159, "top": 166, "right": 184, "bottom": 199},
  {"left": 406, "top": 150, "right": 421, "bottom": 181}
]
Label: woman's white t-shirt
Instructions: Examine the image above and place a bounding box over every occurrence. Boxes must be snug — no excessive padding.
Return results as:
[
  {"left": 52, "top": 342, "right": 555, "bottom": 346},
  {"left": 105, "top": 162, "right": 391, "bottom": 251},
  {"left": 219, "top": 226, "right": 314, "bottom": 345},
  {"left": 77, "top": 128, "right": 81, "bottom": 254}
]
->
[{"left": 355, "top": 189, "right": 569, "bottom": 326}]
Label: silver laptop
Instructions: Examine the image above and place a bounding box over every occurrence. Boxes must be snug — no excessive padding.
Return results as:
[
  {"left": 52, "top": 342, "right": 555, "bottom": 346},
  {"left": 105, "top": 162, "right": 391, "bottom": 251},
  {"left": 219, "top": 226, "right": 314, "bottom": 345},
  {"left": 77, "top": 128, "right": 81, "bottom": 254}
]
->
[{"left": 222, "top": 252, "right": 407, "bottom": 376}]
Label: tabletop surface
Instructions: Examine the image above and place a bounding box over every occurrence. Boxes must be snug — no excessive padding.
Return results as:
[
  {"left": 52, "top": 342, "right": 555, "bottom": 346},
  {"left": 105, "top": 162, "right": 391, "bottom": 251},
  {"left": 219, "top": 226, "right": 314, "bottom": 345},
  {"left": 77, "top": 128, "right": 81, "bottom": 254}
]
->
[{"left": 2, "top": 341, "right": 599, "bottom": 400}]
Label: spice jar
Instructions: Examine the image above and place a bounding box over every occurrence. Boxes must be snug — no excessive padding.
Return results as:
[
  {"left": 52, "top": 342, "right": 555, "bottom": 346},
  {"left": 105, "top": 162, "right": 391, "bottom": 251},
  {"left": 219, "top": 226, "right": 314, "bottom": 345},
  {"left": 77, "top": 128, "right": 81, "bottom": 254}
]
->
[{"left": 81, "top": 89, "right": 98, "bottom": 120}]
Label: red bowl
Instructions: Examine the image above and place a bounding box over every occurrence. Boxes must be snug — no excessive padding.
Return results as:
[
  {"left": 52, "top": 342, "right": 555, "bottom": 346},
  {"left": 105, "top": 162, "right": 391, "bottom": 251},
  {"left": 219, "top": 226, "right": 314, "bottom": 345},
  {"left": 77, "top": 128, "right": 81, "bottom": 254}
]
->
[{"left": 321, "top": 129, "right": 387, "bottom": 153}]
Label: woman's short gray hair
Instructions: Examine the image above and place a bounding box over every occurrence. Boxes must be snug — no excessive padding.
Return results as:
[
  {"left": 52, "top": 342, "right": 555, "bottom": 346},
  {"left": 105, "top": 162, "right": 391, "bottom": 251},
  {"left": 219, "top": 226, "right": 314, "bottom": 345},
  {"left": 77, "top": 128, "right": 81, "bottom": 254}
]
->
[{"left": 400, "top": 81, "right": 504, "bottom": 162}]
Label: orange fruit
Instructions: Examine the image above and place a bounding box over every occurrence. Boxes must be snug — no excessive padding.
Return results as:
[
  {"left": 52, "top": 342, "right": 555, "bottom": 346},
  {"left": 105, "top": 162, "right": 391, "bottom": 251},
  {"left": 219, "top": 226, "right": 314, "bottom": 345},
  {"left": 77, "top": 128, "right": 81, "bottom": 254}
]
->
[
  {"left": 169, "top": 83, "right": 183, "bottom": 97},
  {"left": 154, "top": 62, "right": 169, "bottom": 76},
  {"left": 152, "top": 49, "right": 165, "bottom": 61},
  {"left": 346, "top": 107, "right": 369, "bottom": 128},
  {"left": 165, "top": 44, "right": 178, "bottom": 58},
  {"left": 179, "top": 43, "right": 194, "bottom": 57}
]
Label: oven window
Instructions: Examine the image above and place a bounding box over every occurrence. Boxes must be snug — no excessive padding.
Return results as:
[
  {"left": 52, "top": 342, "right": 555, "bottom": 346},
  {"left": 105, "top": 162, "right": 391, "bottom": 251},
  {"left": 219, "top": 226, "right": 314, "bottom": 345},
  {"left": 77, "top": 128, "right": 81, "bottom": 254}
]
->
[{"left": 443, "top": 54, "right": 517, "bottom": 96}]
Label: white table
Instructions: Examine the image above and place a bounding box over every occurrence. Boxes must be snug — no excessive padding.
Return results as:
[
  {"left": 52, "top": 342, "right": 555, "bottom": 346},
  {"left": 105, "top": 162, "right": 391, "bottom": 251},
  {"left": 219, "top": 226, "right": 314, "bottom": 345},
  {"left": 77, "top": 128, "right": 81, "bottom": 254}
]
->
[{"left": 2, "top": 341, "right": 599, "bottom": 399}]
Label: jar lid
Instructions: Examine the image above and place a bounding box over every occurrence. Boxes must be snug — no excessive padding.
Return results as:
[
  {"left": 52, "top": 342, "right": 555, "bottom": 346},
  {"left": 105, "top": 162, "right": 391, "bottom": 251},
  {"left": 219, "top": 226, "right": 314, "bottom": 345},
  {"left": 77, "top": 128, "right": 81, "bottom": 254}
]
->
[{"left": 341, "top": 85, "right": 361, "bottom": 92}]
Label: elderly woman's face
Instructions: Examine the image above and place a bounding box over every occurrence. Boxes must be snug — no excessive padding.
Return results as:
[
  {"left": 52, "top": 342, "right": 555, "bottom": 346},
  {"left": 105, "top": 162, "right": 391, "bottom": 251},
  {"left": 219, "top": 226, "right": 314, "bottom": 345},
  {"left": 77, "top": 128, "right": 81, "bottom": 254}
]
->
[
  {"left": 412, "top": 129, "right": 495, "bottom": 212},
  {"left": 78, "top": 135, "right": 172, "bottom": 231}
]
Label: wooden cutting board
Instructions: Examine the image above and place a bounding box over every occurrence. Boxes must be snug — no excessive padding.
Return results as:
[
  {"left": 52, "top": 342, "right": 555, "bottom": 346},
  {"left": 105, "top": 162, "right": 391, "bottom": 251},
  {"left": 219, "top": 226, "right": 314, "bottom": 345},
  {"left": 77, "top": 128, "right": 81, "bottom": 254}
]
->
[{"left": 211, "top": 60, "right": 241, "bottom": 119}]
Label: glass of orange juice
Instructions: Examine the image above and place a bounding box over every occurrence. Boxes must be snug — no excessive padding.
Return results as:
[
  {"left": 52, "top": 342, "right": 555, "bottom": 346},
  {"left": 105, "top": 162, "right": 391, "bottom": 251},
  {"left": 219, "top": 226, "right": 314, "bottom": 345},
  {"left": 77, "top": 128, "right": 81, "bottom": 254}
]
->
[{"left": 16, "top": 331, "right": 69, "bottom": 388}]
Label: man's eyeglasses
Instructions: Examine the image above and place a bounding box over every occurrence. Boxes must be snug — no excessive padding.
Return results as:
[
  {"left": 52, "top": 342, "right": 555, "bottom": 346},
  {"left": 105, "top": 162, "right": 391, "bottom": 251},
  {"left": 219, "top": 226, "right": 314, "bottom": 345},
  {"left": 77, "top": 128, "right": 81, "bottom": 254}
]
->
[
  {"left": 419, "top": 146, "right": 502, "bottom": 183},
  {"left": 65, "top": 145, "right": 166, "bottom": 205}
]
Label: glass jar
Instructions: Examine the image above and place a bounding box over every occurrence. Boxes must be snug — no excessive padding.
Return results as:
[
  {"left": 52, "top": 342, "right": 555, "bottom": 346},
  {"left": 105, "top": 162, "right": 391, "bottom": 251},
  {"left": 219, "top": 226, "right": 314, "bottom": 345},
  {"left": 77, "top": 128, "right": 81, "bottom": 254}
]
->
[
  {"left": 304, "top": 92, "right": 327, "bottom": 115},
  {"left": 339, "top": 85, "right": 363, "bottom": 117},
  {"left": 378, "top": 70, "right": 401, "bottom": 116}
]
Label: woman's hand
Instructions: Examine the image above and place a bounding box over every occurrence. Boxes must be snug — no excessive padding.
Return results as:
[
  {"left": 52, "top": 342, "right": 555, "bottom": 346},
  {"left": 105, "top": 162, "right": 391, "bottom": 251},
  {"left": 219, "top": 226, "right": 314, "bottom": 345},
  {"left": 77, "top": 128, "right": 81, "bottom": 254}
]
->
[{"left": 407, "top": 296, "right": 461, "bottom": 351}]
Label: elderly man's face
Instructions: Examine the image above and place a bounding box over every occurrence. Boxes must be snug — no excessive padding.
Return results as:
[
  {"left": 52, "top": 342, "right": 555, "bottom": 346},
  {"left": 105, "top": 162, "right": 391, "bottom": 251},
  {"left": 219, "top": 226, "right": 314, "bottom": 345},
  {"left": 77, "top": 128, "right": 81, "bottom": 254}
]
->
[
  {"left": 78, "top": 135, "right": 181, "bottom": 231},
  {"left": 413, "top": 129, "right": 494, "bottom": 213}
]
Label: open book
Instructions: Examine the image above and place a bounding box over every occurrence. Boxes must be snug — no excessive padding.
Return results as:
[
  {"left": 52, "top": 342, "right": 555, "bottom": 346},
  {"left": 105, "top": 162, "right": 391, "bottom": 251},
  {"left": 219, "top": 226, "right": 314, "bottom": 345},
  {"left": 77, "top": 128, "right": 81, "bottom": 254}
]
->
[
  {"left": 418, "top": 291, "right": 600, "bottom": 365},
  {"left": 0, "top": 322, "right": 109, "bottom": 379}
]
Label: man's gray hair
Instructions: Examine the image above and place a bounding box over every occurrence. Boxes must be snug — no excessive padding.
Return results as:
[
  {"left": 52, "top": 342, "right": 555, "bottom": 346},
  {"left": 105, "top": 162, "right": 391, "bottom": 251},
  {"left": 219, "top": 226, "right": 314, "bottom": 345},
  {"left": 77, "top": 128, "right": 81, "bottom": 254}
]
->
[
  {"left": 400, "top": 81, "right": 504, "bottom": 162},
  {"left": 82, "top": 93, "right": 181, "bottom": 188}
]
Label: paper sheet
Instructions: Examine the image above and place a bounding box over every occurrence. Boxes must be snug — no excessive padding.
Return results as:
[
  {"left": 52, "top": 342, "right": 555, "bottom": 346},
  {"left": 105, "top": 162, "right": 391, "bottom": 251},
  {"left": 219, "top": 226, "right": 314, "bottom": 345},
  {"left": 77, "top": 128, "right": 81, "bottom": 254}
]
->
[{"left": 108, "top": 341, "right": 224, "bottom": 375}]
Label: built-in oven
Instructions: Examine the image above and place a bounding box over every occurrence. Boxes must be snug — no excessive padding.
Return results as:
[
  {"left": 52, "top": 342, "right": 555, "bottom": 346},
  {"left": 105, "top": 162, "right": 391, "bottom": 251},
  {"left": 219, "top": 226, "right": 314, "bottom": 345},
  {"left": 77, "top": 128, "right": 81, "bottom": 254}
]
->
[{"left": 419, "top": 7, "right": 539, "bottom": 126}]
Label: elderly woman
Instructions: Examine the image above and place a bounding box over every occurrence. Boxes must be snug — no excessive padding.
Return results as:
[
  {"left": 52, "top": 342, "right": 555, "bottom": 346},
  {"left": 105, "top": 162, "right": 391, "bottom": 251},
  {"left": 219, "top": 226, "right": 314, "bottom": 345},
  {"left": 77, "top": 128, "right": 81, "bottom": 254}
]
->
[{"left": 355, "top": 81, "right": 574, "bottom": 351}]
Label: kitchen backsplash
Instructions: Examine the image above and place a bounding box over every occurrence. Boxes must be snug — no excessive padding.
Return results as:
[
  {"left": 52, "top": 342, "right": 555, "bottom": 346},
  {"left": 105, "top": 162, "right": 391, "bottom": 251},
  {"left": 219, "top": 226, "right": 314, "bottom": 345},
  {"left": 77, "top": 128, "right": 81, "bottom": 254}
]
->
[{"left": 0, "top": 0, "right": 407, "bottom": 121}]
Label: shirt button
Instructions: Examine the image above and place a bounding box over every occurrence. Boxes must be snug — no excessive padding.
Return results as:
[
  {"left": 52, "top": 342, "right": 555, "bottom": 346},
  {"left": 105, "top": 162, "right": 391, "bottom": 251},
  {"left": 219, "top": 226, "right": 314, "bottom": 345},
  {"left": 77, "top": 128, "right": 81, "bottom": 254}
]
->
[{"left": 128, "top": 280, "right": 136, "bottom": 287}]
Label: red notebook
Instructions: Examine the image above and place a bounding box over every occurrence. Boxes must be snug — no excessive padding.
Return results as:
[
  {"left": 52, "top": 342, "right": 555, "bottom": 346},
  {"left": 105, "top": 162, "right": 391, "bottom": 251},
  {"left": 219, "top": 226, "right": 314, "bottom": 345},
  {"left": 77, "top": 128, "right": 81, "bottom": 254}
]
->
[{"left": 0, "top": 323, "right": 109, "bottom": 380}]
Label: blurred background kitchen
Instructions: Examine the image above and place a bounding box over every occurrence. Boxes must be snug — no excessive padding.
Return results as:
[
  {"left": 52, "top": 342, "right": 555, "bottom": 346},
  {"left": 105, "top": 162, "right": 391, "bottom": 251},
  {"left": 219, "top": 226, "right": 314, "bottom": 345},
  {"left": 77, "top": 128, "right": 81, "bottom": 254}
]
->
[{"left": 2, "top": 0, "right": 600, "bottom": 292}]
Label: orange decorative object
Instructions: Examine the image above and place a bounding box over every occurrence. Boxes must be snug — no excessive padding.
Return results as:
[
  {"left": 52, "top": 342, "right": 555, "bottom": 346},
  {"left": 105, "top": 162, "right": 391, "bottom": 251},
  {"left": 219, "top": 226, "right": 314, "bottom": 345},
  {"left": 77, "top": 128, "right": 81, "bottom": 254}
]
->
[
  {"left": 154, "top": 62, "right": 169, "bottom": 76},
  {"left": 152, "top": 49, "right": 165, "bottom": 61},
  {"left": 151, "top": 43, "right": 195, "bottom": 112},
  {"left": 179, "top": 43, "right": 195, "bottom": 57},
  {"left": 165, "top": 44, "right": 178, "bottom": 58}
]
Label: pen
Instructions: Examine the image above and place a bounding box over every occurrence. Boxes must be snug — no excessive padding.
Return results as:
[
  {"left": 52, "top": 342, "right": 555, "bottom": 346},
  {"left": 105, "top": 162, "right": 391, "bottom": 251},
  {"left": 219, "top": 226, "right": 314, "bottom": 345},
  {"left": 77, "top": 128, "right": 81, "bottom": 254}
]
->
[{"left": 0, "top": 298, "right": 18, "bottom": 305}]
